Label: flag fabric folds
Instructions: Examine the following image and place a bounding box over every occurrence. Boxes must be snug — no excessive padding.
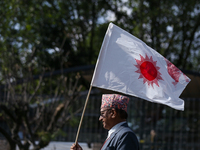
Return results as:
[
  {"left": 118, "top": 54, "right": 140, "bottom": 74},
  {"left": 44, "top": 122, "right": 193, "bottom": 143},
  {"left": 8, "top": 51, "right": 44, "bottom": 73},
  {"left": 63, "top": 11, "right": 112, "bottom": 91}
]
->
[{"left": 91, "top": 23, "right": 190, "bottom": 111}]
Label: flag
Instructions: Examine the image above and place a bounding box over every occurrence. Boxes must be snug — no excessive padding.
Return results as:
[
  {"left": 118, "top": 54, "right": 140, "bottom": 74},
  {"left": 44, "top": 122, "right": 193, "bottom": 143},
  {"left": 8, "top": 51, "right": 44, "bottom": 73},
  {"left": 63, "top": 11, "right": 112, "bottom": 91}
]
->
[{"left": 91, "top": 23, "right": 191, "bottom": 111}]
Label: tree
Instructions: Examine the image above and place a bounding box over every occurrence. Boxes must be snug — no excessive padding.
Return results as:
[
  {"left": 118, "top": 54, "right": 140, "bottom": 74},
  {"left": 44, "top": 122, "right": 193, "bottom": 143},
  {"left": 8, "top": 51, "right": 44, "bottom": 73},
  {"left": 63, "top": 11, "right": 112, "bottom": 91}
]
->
[
  {"left": 1, "top": 71, "right": 83, "bottom": 150},
  {"left": 0, "top": 0, "right": 110, "bottom": 149},
  {"left": 99, "top": 0, "right": 200, "bottom": 70},
  {"left": 0, "top": 0, "right": 200, "bottom": 149},
  {"left": 0, "top": 37, "right": 85, "bottom": 150},
  {"left": 131, "top": 0, "right": 200, "bottom": 70},
  {"left": 0, "top": 1, "right": 85, "bottom": 149}
]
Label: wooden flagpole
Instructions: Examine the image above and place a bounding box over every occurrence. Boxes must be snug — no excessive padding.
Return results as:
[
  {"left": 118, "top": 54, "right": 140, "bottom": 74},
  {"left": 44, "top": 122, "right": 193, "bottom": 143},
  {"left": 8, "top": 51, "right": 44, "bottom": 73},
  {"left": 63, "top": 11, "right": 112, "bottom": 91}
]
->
[{"left": 75, "top": 85, "right": 92, "bottom": 144}]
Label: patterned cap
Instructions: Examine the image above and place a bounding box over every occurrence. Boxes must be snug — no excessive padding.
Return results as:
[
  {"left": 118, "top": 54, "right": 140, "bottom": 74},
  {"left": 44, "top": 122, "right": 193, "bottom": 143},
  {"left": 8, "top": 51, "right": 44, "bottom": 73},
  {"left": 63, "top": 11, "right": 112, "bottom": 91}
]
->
[{"left": 101, "top": 94, "right": 129, "bottom": 112}]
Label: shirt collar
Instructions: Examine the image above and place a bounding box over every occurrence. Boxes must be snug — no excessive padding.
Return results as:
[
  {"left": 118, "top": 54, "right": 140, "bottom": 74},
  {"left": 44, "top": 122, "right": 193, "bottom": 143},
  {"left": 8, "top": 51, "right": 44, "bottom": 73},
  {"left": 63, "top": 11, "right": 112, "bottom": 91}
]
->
[{"left": 107, "top": 121, "right": 126, "bottom": 139}]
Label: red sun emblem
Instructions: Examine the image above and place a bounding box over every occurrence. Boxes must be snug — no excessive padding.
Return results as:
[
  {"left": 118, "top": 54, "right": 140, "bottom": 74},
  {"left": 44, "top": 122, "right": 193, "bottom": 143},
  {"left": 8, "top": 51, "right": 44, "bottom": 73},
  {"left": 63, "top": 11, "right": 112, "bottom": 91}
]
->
[{"left": 134, "top": 54, "right": 163, "bottom": 88}]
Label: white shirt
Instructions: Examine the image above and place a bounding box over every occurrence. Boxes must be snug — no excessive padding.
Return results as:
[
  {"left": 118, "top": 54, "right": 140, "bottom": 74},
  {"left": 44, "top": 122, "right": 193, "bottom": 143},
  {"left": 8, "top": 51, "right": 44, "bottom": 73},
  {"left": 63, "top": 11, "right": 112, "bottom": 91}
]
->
[{"left": 107, "top": 121, "right": 126, "bottom": 139}]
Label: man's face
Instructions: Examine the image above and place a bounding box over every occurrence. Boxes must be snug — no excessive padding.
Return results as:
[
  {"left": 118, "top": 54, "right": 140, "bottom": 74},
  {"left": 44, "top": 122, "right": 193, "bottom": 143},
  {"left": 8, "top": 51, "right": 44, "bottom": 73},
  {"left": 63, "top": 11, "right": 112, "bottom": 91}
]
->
[{"left": 99, "top": 108, "right": 113, "bottom": 130}]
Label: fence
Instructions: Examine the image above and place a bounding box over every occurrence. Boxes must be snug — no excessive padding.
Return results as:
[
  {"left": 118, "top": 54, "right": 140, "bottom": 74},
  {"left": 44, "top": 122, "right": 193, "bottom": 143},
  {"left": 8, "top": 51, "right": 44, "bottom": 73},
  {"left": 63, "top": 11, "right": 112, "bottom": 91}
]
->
[
  {"left": 62, "top": 95, "right": 200, "bottom": 150},
  {"left": 0, "top": 95, "right": 199, "bottom": 150}
]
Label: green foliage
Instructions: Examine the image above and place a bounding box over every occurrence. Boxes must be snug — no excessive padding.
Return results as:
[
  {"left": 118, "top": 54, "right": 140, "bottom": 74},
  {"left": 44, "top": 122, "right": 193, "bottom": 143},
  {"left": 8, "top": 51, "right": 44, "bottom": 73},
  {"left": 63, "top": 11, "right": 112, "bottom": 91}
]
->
[
  {"left": 0, "top": 0, "right": 200, "bottom": 149},
  {"left": 1, "top": 0, "right": 199, "bottom": 72},
  {"left": 69, "top": 116, "right": 80, "bottom": 127},
  {"left": 37, "top": 129, "right": 67, "bottom": 143},
  {"left": 37, "top": 131, "right": 52, "bottom": 143}
]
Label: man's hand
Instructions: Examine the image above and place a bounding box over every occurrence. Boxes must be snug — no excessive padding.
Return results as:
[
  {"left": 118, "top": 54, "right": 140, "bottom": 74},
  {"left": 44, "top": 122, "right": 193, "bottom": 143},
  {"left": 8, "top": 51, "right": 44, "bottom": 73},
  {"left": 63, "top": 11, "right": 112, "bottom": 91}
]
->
[{"left": 70, "top": 142, "right": 83, "bottom": 150}]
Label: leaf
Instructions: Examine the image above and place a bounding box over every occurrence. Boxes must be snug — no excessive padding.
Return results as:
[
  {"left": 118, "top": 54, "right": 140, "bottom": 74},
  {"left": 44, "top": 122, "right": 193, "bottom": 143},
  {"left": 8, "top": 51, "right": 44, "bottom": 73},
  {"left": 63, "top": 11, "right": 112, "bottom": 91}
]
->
[{"left": 26, "top": 25, "right": 32, "bottom": 31}]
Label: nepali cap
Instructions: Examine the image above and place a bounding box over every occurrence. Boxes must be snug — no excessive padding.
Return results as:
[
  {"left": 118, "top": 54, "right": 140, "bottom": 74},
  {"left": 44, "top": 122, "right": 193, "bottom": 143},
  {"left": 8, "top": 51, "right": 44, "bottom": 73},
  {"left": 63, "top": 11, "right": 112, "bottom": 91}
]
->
[{"left": 101, "top": 94, "right": 129, "bottom": 112}]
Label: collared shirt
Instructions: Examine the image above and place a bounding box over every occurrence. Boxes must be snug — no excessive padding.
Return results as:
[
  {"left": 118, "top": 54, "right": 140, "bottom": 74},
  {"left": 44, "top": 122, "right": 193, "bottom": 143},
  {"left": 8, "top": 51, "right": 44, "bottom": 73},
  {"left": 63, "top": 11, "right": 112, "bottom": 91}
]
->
[{"left": 107, "top": 121, "right": 126, "bottom": 139}]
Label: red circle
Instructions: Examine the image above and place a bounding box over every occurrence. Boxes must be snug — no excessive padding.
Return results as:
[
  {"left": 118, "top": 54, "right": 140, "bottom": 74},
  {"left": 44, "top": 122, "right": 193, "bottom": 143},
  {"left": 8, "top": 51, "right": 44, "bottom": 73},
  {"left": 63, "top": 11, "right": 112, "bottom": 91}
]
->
[{"left": 140, "top": 61, "right": 157, "bottom": 81}]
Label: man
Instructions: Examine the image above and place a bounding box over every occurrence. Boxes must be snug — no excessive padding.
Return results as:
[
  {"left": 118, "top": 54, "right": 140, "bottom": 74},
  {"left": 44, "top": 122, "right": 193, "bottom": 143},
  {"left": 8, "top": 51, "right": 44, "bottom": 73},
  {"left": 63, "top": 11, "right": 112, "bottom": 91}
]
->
[{"left": 70, "top": 94, "right": 139, "bottom": 150}]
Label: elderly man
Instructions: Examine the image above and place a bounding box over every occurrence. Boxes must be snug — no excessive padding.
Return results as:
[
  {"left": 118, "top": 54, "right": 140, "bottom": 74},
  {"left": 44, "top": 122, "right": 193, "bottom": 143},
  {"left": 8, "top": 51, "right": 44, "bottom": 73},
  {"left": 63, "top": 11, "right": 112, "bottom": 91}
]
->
[{"left": 70, "top": 94, "right": 139, "bottom": 150}]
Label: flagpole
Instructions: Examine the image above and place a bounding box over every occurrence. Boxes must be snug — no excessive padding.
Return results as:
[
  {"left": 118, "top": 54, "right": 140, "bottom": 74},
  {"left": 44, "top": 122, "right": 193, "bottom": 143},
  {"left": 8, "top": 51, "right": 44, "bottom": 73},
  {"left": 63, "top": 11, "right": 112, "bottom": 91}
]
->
[{"left": 75, "top": 85, "right": 92, "bottom": 144}]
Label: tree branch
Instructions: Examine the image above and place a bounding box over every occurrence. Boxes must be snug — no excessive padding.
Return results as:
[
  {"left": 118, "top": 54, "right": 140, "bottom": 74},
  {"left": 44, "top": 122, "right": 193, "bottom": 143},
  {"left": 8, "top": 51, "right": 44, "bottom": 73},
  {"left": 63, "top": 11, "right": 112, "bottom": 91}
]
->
[
  {"left": 28, "top": 74, "right": 44, "bottom": 102},
  {"left": 47, "top": 103, "right": 64, "bottom": 132},
  {"left": 0, "top": 126, "right": 16, "bottom": 150},
  {"left": 0, "top": 104, "right": 16, "bottom": 122},
  {"left": 183, "top": 14, "right": 200, "bottom": 68}
]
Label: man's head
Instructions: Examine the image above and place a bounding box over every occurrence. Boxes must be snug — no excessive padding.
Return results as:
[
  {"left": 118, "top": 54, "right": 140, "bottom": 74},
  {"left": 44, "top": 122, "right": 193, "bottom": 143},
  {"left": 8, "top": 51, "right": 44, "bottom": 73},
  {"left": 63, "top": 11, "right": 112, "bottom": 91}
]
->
[{"left": 99, "top": 94, "right": 129, "bottom": 130}]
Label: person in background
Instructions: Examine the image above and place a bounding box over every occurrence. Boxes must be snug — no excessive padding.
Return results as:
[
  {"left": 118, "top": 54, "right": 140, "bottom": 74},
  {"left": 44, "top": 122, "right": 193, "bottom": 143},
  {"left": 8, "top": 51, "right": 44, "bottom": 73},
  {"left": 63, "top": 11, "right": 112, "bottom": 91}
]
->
[{"left": 70, "top": 94, "right": 139, "bottom": 150}]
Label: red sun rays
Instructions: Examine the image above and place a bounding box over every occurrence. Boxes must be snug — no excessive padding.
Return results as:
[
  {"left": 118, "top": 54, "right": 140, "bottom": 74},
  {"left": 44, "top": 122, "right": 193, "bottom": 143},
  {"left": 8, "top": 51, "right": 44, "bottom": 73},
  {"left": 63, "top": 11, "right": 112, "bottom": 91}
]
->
[{"left": 134, "top": 54, "right": 163, "bottom": 88}]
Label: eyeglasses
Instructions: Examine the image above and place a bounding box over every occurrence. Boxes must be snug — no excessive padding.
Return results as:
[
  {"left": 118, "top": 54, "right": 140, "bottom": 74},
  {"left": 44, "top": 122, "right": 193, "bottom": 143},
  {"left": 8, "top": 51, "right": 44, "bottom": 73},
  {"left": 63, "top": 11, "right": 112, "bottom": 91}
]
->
[{"left": 100, "top": 108, "right": 112, "bottom": 117}]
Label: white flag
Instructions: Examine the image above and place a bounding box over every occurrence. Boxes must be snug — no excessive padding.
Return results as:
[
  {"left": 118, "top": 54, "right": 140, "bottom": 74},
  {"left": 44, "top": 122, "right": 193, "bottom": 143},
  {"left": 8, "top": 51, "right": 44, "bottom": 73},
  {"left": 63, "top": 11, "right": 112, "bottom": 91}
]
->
[{"left": 91, "top": 23, "right": 190, "bottom": 111}]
